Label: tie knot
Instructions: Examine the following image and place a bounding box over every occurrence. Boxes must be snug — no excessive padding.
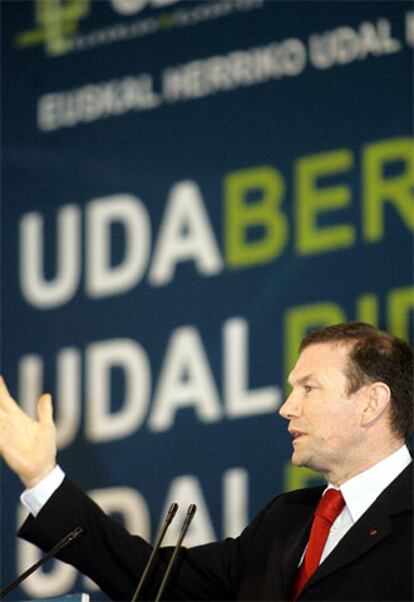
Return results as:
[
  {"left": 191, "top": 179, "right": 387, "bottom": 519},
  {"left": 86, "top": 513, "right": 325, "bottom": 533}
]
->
[{"left": 315, "top": 489, "right": 345, "bottom": 523}]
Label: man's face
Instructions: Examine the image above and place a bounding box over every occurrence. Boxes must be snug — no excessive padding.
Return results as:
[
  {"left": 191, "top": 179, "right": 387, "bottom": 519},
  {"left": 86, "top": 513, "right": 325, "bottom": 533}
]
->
[{"left": 279, "top": 342, "right": 367, "bottom": 483}]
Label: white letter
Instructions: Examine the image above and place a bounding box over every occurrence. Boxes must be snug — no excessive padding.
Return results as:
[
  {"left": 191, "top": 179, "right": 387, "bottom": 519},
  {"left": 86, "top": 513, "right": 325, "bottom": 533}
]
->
[
  {"left": 110, "top": 0, "right": 148, "bottom": 15},
  {"left": 309, "top": 33, "right": 334, "bottom": 69},
  {"left": 37, "top": 94, "right": 59, "bottom": 131},
  {"left": 19, "top": 205, "right": 81, "bottom": 308},
  {"left": 18, "top": 349, "right": 81, "bottom": 449},
  {"left": 224, "top": 318, "right": 281, "bottom": 417},
  {"left": 161, "top": 475, "right": 216, "bottom": 546},
  {"left": 86, "top": 194, "right": 150, "bottom": 298},
  {"left": 148, "top": 326, "right": 222, "bottom": 432},
  {"left": 333, "top": 27, "right": 359, "bottom": 64},
  {"left": 86, "top": 339, "right": 150, "bottom": 442},
  {"left": 148, "top": 181, "right": 223, "bottom": 286},
  {"left": 152, "top": 0, "right": 179, "bottom": 6},
  {"left": 223, "top": 468, "right": 249, "bottom": 537},
  {"left": 281, "top": 39, "right": 306, "bottom": 76},
  {"left": 406, "top": 11, "right": 414, "bottom": 46}
]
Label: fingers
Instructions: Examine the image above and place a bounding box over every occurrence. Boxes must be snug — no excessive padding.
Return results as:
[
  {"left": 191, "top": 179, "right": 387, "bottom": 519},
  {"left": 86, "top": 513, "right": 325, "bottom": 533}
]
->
[
  {"left": 0, "top": 375, "right": 11, "bottom": 396},
  {"left": 37, "top": 393, "right": 54, "bottom": 425},
  {"left": 0, "top": 377, "right": 53, "bottom": 426},
  {"left": 0, "top": 375, "right": 18, "bottom": 413}
]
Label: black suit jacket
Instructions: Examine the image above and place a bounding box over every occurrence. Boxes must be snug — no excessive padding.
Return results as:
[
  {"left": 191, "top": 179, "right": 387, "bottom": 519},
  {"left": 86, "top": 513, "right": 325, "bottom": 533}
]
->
[{"left": 19, "top": 462, "right": 413, "bottom": 601}]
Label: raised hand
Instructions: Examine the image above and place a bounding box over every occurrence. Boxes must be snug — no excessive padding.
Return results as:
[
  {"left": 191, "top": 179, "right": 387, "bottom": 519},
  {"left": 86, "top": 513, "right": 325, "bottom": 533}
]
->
[{"left": 0, "top": 376, "right": 57, "bottom": 488}]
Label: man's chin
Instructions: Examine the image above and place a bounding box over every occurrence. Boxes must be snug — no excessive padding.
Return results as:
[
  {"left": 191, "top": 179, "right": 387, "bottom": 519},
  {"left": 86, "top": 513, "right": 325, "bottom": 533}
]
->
[
  {"left": 291, "top": 451, "right": 314, "bottom": 470},
  {"left": 291, "top": 451, "right": 305, "bottom": 467},
  {"left": 291, "top": 453, "right": 326, "bottom": 478}
]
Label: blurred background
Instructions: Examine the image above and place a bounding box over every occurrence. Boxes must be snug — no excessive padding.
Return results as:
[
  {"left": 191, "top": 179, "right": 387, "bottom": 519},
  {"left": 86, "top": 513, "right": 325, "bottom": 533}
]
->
[{"left": 1, "top": 0, "right": 413, "bottom": 599}]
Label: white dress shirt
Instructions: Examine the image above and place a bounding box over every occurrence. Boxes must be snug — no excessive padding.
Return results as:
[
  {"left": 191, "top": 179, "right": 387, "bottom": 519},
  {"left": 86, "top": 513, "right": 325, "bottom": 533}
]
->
[
  {"left": 21, "top": 464, "right": 65, "bottom": 516},
  {"left": 21, "top": 445, "right": 412, "bottom": 567},
  {"left": 314, "top": 445, "right": 411, "bottom": 564}
]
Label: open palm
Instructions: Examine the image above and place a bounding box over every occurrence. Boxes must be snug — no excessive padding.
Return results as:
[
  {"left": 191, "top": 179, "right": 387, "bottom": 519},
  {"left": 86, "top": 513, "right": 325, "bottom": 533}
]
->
[{"left": 0, "top": 376, "right": 57, "bottom": 488}]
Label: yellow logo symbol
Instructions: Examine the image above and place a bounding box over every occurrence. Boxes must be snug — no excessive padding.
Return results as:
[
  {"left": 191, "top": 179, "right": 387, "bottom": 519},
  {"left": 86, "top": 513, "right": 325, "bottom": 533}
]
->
[{"left": 15, "top": 0, "right": 90, "bottom": 56}]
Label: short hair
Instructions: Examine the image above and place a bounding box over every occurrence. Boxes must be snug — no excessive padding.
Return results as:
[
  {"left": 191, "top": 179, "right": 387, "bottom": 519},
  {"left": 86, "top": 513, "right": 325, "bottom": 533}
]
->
[{"left": 300, "top": 322, "right": 413, "bottom": 441}]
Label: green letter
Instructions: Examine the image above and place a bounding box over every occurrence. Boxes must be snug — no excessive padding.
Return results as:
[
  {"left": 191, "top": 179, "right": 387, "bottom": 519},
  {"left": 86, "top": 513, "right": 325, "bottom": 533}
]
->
[
  {"left": 356, "top": 293, "right": 379, "bottom": 326},
  {"left": 284, "top": 462, "right": 323, "bottom": 492},
  {"left": 296, "top": 149, "right": 355, "bottom": 255},
  {"left": 363, "top": 137, "right": 414, "bottom": 242},
  {"left": 387, "top": 286, "right": 414, "bottom": 340},
  {"left": 284, "top": 302, "right": 345, "bottom": 391},
  {"left": 225, "top": 166, "right": 287, "bottom": 268},
  {"left": 15, "top": 0, "right": 90, "bottom": 56}
]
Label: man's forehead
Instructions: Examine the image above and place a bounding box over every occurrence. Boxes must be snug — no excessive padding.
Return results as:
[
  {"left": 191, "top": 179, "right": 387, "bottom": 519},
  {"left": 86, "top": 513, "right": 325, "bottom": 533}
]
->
[{"left": 288, "top": 341, "right": 351, "bottom": 382}]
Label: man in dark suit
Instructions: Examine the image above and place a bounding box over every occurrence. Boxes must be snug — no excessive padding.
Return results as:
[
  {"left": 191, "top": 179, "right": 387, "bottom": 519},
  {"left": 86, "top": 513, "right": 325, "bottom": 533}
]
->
[{"left": 0, "top": 322, "right": 412, "bottom": 600}]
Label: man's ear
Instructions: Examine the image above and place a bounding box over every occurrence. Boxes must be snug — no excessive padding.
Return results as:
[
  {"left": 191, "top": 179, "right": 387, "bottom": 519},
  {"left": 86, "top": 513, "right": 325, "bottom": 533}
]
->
[{"left": 360, "top": 382, "right": 391, "bottom": 427}]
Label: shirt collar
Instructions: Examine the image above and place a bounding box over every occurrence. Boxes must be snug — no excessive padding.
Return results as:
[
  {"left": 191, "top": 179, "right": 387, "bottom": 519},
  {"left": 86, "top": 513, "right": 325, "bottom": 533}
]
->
[{"left": 328, "top": 445, "right": 412, "bottom": 523}]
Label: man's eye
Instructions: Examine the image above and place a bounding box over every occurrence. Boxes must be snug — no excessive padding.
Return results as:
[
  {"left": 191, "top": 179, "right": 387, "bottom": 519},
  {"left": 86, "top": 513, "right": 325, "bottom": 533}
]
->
[{"left": 304, "top": 385, "right": 314, "bottom": 393}]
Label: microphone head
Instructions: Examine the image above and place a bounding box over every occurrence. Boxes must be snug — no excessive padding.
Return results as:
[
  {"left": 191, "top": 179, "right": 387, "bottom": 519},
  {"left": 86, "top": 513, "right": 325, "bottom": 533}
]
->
[
  {"left": 166, "top": 502, "right": 179, "bottom": 524},
  {"left": 70, "top": 526, "right": 85, "bottom": 540},
  {"left": 56, "top": 526, "right": 85, "bottom": 549},
  {"left": 186, "top": 504, "right": 197, "bottom": 519}
]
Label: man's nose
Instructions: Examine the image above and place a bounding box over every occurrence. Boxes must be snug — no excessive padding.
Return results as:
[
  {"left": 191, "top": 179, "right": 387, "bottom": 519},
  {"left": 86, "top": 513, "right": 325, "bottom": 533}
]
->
[{"left": 279, "top": 391, "right": 300, "bottom": 420}]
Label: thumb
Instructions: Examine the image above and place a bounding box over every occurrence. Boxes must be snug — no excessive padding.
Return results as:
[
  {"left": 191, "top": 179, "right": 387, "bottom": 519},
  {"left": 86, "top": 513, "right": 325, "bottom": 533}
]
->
[{"left": 37, "top": 393, "right": 54, "bottom": 425}]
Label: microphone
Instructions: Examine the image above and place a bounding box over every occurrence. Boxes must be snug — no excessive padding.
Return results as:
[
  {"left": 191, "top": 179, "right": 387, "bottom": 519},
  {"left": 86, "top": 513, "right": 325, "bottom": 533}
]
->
[
  {"left": 154, "top": 504, "right": 197, "bottom": 602},
  {"left": 0, "top": 526, "right": 84, "bottom": 598},
  {"left": 131, "top": 502, "right": 178, "bottom": 602}
]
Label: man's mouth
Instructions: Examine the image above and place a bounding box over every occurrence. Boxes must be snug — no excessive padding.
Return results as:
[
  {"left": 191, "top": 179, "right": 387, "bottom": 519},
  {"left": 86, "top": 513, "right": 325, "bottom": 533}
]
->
[{"left": 288, "top": 429, "right": 307, "bottom": 442}]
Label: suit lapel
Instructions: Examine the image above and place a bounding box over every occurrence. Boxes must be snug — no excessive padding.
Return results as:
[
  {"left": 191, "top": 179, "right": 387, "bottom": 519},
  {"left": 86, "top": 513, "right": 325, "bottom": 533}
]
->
[
  {"left": 280, "top": 514, "right": 313, "bottom": 596},
  {"left": 256, "top": 488, "right": 322, "bottom": 601},
  {"left": 299, "top": 462, "right": 412, "bottom": 597},
  {"left": 271, "top": 488, "right": 323, "bottom": 599},
  {"left": 303, "top": 513, "right": 392, "bottom": 592}
]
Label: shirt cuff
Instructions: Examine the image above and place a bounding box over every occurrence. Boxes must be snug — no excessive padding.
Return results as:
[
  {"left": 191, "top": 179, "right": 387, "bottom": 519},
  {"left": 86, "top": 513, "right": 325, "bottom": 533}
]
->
[{"left": 20, "top": 465, "right": 65, "bottom": 517}]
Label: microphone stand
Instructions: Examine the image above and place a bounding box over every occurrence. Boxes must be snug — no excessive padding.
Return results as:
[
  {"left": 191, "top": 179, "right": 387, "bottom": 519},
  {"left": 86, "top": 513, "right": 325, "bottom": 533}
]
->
[
  {"left": 0, "top": 526, "right": 84, "bottom": 598},
  {"left": 131, "top": 503, "right": 178, "bottom": 602},
  {"left": 154, "top": 504, "right": 197, "bottom": 602}
]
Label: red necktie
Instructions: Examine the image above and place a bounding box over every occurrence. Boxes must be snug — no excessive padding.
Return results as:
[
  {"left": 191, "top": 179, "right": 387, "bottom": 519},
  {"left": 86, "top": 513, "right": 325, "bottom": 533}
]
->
[{"left": 292, "top": 488, "right": 345, "bottom": 600}]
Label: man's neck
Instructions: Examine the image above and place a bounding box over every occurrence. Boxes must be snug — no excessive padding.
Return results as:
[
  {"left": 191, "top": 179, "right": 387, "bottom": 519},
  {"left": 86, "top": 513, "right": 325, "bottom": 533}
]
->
[{"left": 326, "top": 440, "right": 406, "bottom": 487}]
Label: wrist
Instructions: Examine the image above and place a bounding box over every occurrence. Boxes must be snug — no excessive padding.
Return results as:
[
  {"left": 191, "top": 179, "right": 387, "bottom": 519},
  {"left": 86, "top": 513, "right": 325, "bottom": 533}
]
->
[{"left": 23, "top": 463, "right": 57, "bottom": 490}]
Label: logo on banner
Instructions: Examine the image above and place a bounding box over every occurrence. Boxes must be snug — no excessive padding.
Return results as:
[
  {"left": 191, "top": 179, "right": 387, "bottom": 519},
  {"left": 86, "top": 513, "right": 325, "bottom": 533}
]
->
[
  {"left": 14, "top": 0, "right": 264, "bottom": 57},
  {"left": 14, "top": 0, "right": 91, "bottom": 56}
]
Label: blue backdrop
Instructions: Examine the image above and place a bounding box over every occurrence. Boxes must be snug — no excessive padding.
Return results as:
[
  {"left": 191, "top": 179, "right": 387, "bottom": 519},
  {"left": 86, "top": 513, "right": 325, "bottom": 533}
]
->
[{"left": 1, "top": 0, "right": 413, "bottom": 598}]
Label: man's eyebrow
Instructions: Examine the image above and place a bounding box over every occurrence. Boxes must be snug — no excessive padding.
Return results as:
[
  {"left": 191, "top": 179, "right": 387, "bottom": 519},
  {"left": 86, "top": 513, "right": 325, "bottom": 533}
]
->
[{"left": 287, "top": 374, "right": 321, "bottom": 386}]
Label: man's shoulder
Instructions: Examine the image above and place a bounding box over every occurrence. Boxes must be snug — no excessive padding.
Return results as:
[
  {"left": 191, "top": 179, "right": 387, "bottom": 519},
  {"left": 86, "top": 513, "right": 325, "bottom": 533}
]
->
[
  {"left": 378, "top": 460, "right": 413, "bottom": 513},
  {"left": 234, "top": 485, "right": 324, "bottom": 548},
  {"left": 276, "top": 484, "right": 325, "bottom": 504},
  {"left": 254, "top": 484, "right": 325, "bottom": 524}
]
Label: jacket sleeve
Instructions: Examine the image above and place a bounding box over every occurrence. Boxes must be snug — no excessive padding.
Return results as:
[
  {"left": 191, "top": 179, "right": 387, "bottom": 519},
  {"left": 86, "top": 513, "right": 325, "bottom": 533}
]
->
[{"left": 18, "top": 477, "right": 275, "bottom": 601}]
